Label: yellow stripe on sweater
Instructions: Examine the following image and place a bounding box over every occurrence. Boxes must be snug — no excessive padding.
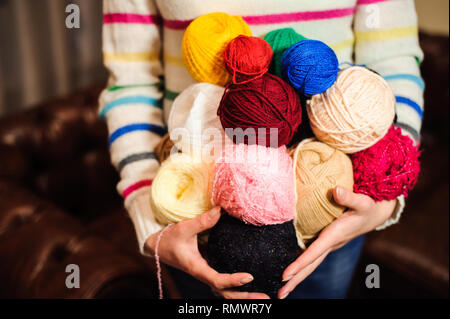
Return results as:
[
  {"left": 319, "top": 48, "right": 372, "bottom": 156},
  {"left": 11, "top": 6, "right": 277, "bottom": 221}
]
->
[
  {"left": 329, "top": 38, "right": 354, "bottom": 52},
  {"left": 163, "top": 52, "right": 185, "bottom": 67},
  {"left": 103, "top": 51, "right": 159, "bottom": 62},
  {"left": 355, "top": 25, "right": 418, "bottom": 42}
]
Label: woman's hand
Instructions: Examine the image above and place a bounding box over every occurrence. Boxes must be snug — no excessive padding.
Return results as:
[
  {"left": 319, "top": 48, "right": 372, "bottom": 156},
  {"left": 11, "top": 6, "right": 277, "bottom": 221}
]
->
[
  {"left": 277, "top": 186, "right": 397, "bottom": 299},
  {"left": 145, "top": 206, "right": 270, "bottom": 299}
]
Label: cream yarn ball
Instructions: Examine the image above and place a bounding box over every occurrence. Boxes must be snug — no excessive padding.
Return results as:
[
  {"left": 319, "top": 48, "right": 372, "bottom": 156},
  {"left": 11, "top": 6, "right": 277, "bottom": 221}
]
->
[
  {"left": 307, "top": 66, "right": 396, "bottom": 153},
  {"left": 150, "top": 153, "right": 213, "bottom": 225}
]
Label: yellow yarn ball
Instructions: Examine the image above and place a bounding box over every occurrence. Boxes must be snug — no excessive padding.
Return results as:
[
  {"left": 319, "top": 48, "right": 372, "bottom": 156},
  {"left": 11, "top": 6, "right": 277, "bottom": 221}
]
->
[
  {"left": 182, "top": 12, "right": 252, "bottom": 86},
  {"left": 290, "top": 138, "right": 354, "bottom": 249},
  {"left": 151, "top": 153, "right": 213, "bottom": 225},
  {"left": 307, "top": 66, "right": 396, "bottom": 154}
]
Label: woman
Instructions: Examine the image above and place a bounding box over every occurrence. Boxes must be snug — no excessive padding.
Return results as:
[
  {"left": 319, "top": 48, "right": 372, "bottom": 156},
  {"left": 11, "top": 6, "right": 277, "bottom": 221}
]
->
[{"left": 99, "top": 0, "right": 424, "bottom": 299}]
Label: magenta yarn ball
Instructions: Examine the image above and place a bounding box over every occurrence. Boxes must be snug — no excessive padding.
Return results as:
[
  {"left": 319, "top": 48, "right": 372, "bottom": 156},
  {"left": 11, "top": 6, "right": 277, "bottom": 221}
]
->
[
  {"left": 211, "top": 143, "right": 296, "bottom": 226},
  {"left": 352, "top": 126, "right": 421, "bottom": 201}
]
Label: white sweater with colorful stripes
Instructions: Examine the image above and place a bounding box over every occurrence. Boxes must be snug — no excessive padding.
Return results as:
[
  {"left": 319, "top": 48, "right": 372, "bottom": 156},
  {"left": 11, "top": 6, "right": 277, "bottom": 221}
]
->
[{"left": 99, "top": 0, "right": 424, "bottom": 254}]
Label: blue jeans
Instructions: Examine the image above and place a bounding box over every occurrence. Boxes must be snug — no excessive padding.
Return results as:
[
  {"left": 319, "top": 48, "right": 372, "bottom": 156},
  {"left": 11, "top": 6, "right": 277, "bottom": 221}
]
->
[{"left": 168, "top": 235, "right": 365, "bottom": 299}]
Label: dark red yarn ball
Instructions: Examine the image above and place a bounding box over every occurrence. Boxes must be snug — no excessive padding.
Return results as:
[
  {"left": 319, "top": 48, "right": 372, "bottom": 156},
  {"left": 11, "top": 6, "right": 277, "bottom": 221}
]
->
[
  {"left": 223, "top": 35, "right": 273, "bottom": 84},
  {"left": 352, "top": 126, "right": 421, "bottom": 201},
  {"left": 218, "top": 73, "right": 302, "bottom": 147}
]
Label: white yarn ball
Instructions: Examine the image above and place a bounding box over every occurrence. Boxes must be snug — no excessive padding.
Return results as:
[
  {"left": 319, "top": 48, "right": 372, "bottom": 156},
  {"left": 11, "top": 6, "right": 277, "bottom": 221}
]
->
[{"left": 168, "top": 83, "right": 226, "bottom": 160}]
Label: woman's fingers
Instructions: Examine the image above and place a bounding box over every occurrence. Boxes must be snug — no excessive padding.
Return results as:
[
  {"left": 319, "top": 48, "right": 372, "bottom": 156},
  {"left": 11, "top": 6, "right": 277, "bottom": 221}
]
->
[
  {"left": 282, "top": 228, "right": 336, "bottom": 281},
  {"left": 278, "top": 251, "right": 329, "bottom": 299},
  {"left": 180, "top": 207, "right": 221, "bottom": 237},
  {"left": 188, "top": 257, "right": 254, "bottom": 291},
  {"left": 217, "top": 289, "right": 271, "bottom": 299},
  {"left": 333, "top": 186, "right": 373, "bottom": 211}
]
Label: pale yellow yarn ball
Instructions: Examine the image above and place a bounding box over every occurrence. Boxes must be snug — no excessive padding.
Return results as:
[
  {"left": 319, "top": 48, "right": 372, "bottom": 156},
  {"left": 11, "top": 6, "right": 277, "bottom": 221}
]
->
[
  {"left": 150, "top": 153, "right": 213, "bottom": 225},
  {"left": 290, "top": 138, "right": 354, "bottom": 249},
  {"left": 182, "top": 12, "right": 252, "bottom": 86},
  {"left": 307, "top": 66, "right": 396, "bottom": 154}
]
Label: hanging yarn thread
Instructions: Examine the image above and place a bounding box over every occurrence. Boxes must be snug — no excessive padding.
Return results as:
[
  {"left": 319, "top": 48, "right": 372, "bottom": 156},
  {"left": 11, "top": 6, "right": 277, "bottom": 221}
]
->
[
  {"left": 218, "top": 73, "right": 302, "bottom": 147},
  {"left": 211, "top": 143, "right": 296, "bottom": 226},
  {"left": 182, "top": 12, "right": 252, "bottom": 86},
  {"left": 155, "top": 223, "right": 173, "bottom": 299},
  {"left": 281, "top": 39, "right": 339, "bottom": 97},
  {"left": 168, "top": 83, "right": 226, "bottom": 160},
  {"left": 290, "top": 138, "right": 354, "bottom": 248},
  {"left": 264, "top": 28, "right": 306, "bottom": 77},
  {"left": 352, "top": 126, "right": 421, "bottom": 201},
  {"left": 151, "top": 153, "right": 213, "bottom": 225},
  {"left": 307, "top": 66, "right": 396, "bottom": 154},
  {"left": 223, "top": 35, "right": 273, "bottom": 84}
]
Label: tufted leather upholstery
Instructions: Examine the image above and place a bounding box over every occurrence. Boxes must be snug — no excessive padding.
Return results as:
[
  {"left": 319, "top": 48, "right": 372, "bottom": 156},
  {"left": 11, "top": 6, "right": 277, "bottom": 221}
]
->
[{"left": 0, "top": 86, "right": 180, "bottom": 298}]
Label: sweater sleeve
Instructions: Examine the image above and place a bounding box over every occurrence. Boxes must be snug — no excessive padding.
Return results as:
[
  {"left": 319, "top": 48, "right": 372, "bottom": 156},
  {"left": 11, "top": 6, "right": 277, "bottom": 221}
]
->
[
  {"left": 354, "top": 0, "right": 424, "bottom": 229},
  {"left": 99, "top": 0, "right": 165, "bottom": 255}
]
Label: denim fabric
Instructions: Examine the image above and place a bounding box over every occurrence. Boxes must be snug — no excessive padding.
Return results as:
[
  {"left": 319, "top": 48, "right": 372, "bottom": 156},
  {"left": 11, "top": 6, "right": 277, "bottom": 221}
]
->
[{"left": 167, "top": 235, "right": 365, "bottom": 299}]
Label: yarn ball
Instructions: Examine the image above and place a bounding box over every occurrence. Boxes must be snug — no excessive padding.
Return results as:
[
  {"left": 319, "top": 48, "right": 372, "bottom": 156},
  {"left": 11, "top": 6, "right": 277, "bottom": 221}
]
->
[
  {"left": 290, "top": 138, "right": 354, "bottom": 248},
  {"left": 151, "top": 153, "right": 213, "bottom": 225},
  {"left": 182, "top": 12, "right": 252, "bottom": 86},
  {"left": 218, "top": 73, "right": 302, "bottom": 147},
  {"left": 281, "top": 39, "right": 338, "bottom": 96},
  {"left": 307, "top": 66, "right": 396, "bottom": 154},
  {"left": 207, "top": 213, "right": 300, "bottom": 298},
  {"left": 168, "top": 83, "right": 227, "bottom": 161},
  {"left": 155, "top": 134, "right": 178, "bottom": 163},
  {"left": 352, "top": 126, "right": 421, "bottom": 201},
  {"left": 211, "top": 143, "right": 296, "bottom": 226},
  {"left": 223, "top": 35, "right": 273, "bottom": 84},
  {"left": 264, "top": 28, "right": 306, "bottom": 77}
]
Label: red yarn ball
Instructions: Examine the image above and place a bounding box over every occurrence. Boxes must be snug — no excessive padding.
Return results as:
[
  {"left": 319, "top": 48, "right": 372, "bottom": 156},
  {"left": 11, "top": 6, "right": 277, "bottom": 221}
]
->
[
  {"left": 223, "top": 35, "right": 273, "bottom": 84},
  {"left": 352, "top": 126, "right": 421, "bottom": 201},
  {"left": 218, "top": 73, "right": 302, "bottom": 147}
]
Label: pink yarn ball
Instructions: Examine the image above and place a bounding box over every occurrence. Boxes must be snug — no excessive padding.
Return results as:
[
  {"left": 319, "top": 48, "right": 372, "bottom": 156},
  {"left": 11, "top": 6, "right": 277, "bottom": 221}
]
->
[
  {"left": 352, "top": 126, "right": 421, "bottom": 201},
  {"left": 211, "top": 143, "right": 296, "bottom": 225}
]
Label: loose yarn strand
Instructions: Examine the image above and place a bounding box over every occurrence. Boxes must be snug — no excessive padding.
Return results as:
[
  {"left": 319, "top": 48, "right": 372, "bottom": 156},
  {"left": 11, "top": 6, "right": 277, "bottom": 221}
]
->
[{"left": 155, "top": 223, "right": 173, "bottom": 299}]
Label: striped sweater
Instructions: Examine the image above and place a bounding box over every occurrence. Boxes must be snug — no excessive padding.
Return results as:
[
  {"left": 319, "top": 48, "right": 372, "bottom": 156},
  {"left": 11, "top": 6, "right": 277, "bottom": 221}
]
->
[{"left": 99, "top": 0, "right": 424, "bottom": 254}]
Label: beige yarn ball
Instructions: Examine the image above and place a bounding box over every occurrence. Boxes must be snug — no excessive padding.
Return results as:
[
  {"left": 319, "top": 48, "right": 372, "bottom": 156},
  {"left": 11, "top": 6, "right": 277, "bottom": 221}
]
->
[
  {"left": 307, "top": 66, "right": 395, "bottom": 154},
  {"left": 290, "top": 138, "right": 354, "bottom": 249}
]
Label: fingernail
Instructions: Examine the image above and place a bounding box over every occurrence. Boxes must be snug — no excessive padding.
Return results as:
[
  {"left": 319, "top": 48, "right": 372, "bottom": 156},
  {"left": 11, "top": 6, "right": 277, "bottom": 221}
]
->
[
  {"left": 209, "top": 207, "right": 220, "bottom": 218},
  {"left": 240, "top": 276, "right": 253, "bottom": 284},
  {"left": 282, "top": 275, "right": 293, "bottom": 282},
  {"left": 280, "top": 291, "right": 289, "bottom": 299},
  {"left": 336, "top": 186, "right": 345, "bottom": 199}
]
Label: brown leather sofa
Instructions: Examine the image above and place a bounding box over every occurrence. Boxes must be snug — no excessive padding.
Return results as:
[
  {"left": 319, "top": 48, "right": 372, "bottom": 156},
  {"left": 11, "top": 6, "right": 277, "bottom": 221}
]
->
[{"left": 0, "top": 33, "right": 447, "bottom": 298}]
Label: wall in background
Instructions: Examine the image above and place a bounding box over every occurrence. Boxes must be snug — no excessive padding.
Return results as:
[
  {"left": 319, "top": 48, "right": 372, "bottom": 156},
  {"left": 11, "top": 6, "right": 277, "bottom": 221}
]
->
[
  {"left": 415, "top": 0, "right": 449, "bottom": 35},
  {"left": 0, "top": 0, "right": 106, "bottom": 115}
]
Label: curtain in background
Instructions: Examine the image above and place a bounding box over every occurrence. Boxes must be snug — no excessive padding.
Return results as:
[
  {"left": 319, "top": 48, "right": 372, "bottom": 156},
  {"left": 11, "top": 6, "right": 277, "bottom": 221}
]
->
[{"left": 0, "top": 0, "right": 106, "bottom": 116}]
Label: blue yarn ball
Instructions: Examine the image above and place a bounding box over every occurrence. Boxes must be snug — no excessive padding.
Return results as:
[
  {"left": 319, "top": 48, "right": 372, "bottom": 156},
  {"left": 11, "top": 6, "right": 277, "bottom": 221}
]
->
[{"left": 281, "top": 39, "right": 339, "bottom": 97}]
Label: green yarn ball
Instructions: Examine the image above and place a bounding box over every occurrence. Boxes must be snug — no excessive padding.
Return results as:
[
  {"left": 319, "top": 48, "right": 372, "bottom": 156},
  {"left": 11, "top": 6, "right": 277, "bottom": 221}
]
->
[{"left": 264, "top": 28, "right": 307, "bottom": 77}]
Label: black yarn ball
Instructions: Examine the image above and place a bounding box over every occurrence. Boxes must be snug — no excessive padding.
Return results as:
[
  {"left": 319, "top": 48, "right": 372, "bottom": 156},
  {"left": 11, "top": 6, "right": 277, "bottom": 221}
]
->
[{"left": 207, "top": 213, "right": 300, "bottom": 298}]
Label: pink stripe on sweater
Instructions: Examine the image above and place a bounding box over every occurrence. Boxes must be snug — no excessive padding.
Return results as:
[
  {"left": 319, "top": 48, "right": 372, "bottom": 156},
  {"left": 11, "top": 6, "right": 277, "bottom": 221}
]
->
[
  {"left": 104, "top": 13, "right": 161, "bottom": 25},
  {"left": 357, "top": 0, "right": 388, "bottom": 5},
  {"left": 163, "top": 7, "right": 355, "bottom": 30},
  {"left": 123, "top": 179, "right": 153, "bottom": 199}
]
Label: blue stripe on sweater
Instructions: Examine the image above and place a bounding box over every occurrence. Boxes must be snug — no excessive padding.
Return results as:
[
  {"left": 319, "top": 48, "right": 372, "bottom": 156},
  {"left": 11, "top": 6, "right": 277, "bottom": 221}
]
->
[
  {"left": 109, "top": 123, "right": 167, "bottom": 146},
  {"left": 384, "top": 74, "right": 425, "bottom": 91},
  {"left": 100, "top": 96, "right": 162, "bottom": 118},
  {"left": 395, "top": 96, "right": 423, "bottom": 119}
]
